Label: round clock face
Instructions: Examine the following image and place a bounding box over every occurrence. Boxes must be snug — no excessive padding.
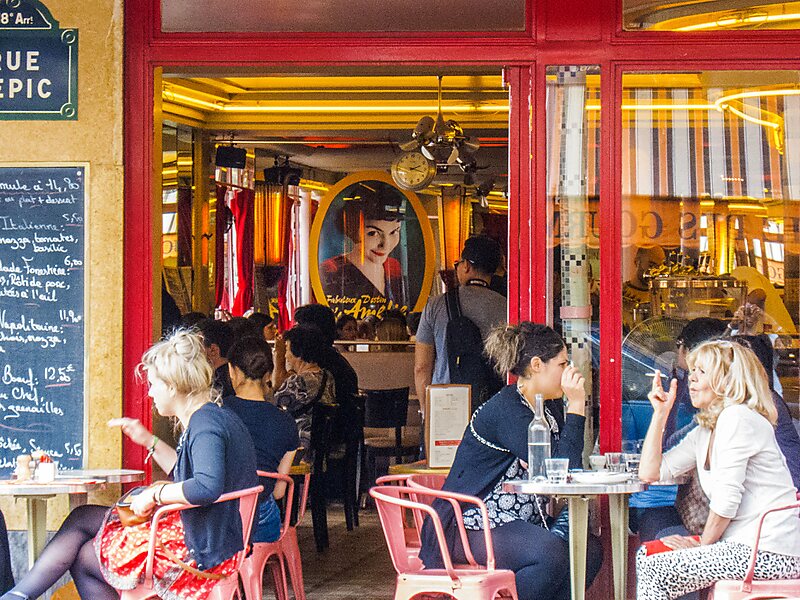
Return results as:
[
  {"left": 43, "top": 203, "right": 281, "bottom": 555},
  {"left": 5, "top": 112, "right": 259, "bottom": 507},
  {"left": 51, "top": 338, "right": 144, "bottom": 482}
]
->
[{"left": 391, "top": 151, "right": 436, "bottom": 191}]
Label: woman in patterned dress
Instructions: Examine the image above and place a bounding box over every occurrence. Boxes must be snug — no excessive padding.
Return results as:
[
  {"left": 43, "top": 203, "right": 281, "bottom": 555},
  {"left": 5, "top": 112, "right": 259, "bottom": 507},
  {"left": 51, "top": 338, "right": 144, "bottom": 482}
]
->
[{"left": 0, "top": 330, "right": 258, "bottom": 600}]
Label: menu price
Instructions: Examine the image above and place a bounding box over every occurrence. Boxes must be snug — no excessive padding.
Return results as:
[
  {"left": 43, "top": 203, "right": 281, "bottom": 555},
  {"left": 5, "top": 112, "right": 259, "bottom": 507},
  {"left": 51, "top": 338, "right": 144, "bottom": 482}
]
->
[{"left": 0, "top": 166, "right": 84, "bottom": 472}]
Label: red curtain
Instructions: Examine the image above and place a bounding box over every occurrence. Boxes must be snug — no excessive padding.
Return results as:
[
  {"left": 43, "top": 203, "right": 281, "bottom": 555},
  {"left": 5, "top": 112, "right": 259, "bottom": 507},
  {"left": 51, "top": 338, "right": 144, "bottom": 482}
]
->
[
  {"left": 230, "top": 188, "right": 254, "bottom": 316},
  {"left": 214, "top": 185, "right": 228, "bottom": 308}
]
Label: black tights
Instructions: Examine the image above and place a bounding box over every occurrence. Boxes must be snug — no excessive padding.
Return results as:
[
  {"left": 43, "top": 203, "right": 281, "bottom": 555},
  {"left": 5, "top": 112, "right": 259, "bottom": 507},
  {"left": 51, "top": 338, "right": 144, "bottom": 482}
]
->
[{"left": 0, "top": 504, "right": 117, "bottom": 600}]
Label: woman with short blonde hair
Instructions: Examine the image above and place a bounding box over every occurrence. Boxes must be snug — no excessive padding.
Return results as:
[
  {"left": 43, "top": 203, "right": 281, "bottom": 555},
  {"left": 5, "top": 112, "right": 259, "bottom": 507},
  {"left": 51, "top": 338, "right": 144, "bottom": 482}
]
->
[{"left": 636, "top": 339, "right": 800, "bottom": 600}]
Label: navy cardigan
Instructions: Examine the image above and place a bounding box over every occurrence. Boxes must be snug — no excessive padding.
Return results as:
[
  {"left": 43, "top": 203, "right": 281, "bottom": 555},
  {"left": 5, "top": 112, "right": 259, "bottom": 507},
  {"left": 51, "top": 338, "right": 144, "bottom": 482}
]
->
[
  {"left": 172, "top": 402, "right": 258, "bottom": 570},
  {"left": 419, "top": 384, "right": 586, "bottom": 568}
]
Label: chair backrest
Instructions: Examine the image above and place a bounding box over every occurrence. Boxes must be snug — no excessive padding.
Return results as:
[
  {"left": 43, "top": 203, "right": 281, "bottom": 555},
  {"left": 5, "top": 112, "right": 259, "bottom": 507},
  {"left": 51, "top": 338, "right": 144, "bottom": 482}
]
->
[
  {"left": 370, "top": 485, "right": 497, "bottom": 581},
  {"left": 738, "top": 500, "right": 800, "bottom": 593},
  {"left": 407, "top": 473, "right": 446, "bottom": 495},
  {"left": 256, "top": 471, "right": 294, "bottom": 540},
  {"left": 364, "top": 387, "right": 409, "bottom": 429},
  {"left": 143, "top": 485, "right": 263, "bottom": 586},
  {"left": 376, "top": 474, "right": 411, "bottom": 485},
  {"left": 310, "top": 402, "right": 339, "bottom": 460}
]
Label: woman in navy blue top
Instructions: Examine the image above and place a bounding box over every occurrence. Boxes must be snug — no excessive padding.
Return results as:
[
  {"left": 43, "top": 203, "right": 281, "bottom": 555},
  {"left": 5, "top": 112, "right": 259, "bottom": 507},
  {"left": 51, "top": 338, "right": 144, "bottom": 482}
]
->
[
  {"left": 0, "top": 330, "right": 258, "bottom": 600},
  {"left": 419, "top": 323, "right": 603, "bottom": 600},
  {"left": 224, "top": 336, "right": 300, "bottom": 543}
]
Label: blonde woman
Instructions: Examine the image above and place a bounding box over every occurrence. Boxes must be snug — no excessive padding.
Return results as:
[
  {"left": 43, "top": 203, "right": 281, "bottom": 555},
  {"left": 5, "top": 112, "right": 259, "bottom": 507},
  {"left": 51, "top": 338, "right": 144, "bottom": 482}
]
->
[
  {"left": 637, "top": 340, "right": 800, "bottom": 600},
  {"left": 0, "top": 330, "right": 259, "bottom": 600}
]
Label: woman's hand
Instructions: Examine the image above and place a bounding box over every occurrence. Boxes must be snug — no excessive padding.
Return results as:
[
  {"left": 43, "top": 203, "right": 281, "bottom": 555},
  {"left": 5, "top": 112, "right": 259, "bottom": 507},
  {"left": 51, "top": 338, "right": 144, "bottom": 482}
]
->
[
  {"left": 647, "top": 370, "right": 677, "bottom": 417},
  {"left": 660, "top": 535, "right": 700, "bottom": 550},
  {"left": 108, "top": 418, "right": 154, "bottom": 448},
  {"left": 130, "top": 486, "right": 158, "bottom": 518},
  {"left": 561, "top": 365, "right": 586, "bottom": 414}
]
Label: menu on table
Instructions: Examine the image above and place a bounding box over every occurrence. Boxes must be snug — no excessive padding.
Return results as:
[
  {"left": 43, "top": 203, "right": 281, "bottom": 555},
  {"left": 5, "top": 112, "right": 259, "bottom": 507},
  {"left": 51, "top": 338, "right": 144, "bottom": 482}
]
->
[
  {"left": 0, "top": 166, "right": 85, "bottom": 474},
  {"left": 425, "top": 384, "right": 471, "bottom": 468}
]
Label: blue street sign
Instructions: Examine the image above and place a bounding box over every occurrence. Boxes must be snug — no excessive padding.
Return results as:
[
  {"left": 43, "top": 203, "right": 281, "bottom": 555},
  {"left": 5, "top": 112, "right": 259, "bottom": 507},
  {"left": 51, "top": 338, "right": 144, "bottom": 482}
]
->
[{"left": 0, "top": 0, "right": 77, "bottom": 120}]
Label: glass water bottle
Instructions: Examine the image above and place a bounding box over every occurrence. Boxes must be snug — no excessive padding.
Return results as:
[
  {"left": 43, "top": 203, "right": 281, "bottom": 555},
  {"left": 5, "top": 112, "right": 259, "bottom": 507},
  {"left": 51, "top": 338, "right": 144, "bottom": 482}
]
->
[{"left": 527, "top": 393, "right": 551, "bottom": 481}]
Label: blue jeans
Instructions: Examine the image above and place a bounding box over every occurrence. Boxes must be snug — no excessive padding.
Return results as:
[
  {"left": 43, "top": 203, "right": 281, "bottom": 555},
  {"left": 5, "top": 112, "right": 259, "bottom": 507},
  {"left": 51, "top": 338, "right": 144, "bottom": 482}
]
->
[{"left": 252, "top": 496, "right": 281, "bottom": 544}]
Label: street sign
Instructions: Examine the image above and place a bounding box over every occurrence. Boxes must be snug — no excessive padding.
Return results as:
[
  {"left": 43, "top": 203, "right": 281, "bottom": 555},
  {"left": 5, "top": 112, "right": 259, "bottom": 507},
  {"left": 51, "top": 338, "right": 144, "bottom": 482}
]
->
[{"left": 0, "top": 0, "right": 77, "bottom": 120}]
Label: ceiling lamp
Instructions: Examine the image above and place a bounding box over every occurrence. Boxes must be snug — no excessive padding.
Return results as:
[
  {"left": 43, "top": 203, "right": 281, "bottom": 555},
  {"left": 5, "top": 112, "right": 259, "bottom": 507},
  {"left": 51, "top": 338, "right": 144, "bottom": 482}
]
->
[{"left": 399, "top": 76, "right": 481, "bottom": 169}]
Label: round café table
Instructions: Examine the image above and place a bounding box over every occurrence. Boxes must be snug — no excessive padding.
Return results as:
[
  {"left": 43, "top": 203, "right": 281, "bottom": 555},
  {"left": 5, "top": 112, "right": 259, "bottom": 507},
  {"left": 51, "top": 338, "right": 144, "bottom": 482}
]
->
[
  {"left": 0, "top": 468, "right": 144, "bottom": 568},
  {"left": 387, "top": 460, "right": 450, "bottom": 476},
  {"left": 503, "top": 477, "right": 647, "bottom": 600}
]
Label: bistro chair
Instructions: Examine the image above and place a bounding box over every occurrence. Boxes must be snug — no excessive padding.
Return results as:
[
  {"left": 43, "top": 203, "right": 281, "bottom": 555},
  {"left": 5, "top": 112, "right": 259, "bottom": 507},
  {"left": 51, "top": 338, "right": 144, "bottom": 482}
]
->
[
  {"left": 370, "top": 485, "right": 518, "bottom": 600},
  {"left": 119, "top": 485, "right": 262, "bottom": 600},
  {"left": 707, "top": 500, "right": 800, "bottom": 600},
  {"left": 239, "top": 471, "right": 309, "bottom": 600},
  {"left": 362, "top": 387, "right": 419, "bottom": 494}
]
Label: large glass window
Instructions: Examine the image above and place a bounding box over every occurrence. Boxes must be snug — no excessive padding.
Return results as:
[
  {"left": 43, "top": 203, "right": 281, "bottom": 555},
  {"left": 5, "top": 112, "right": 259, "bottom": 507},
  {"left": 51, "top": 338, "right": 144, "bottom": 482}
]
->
[
  {"left": 624, "top": 0, "right": 800, "bottom": 31},
  {"left": 161, "top": 0, "right": 526, "bottom": 33},
  {"left": 621, "top": 70, "right": 800, "bottom": 451},
  {"left": 547, "top": 66, "right": 601, "bottom": 459}
]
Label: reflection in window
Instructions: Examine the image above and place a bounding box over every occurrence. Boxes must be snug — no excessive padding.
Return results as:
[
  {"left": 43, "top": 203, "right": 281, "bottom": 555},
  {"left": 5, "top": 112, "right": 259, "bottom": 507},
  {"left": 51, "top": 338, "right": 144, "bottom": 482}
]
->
[
  {"left": 546, "top": 66, "right": 601, "bottom": 457},
  {"left": 620, "top": 70, "right": 800, "bottom": 453},
  {"left": 624, "top": 0, "right": 800, "bottom": 31}
]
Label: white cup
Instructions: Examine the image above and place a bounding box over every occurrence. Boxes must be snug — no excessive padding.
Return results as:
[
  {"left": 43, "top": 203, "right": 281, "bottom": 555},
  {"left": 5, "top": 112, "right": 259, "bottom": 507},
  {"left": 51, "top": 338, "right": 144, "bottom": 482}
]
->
[{"left": 36, "top": 462, "right": 56, "bottom": 483}]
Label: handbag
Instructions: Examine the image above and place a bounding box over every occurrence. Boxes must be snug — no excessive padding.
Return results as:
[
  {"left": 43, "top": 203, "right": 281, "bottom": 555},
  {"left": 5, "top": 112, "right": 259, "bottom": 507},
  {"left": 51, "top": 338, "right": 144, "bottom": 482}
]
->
[
  {"left": 115, "top": 481, "right": 170, "bottom": 527},
  {"left": 674, "top": 469, "right": 710, "bottom": 536}
]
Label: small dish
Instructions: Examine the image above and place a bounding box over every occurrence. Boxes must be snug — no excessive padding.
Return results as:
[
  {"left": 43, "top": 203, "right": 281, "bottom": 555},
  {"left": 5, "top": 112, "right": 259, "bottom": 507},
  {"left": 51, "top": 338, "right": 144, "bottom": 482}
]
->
[{"left": 570, "top": 470, "right": 633, "bottom": 485}]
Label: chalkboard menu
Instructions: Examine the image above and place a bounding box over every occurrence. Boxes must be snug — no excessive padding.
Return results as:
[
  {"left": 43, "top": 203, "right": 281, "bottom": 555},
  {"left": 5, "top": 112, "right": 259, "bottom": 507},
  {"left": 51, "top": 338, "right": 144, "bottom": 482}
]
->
[{"left": 0, "top": 166, "right": 85, "bottom": 474}]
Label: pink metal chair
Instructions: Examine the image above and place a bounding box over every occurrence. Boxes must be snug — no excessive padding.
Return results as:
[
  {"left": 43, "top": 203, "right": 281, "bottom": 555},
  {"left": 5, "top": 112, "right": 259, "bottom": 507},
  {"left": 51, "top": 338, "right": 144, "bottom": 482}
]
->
[
  {"left": 708, "top": 500, "right": 800, "bottom": 600},
  {"left": 370, "top": 485, "right": 518, "bottom": 600},
  {"left": 239, "top": 471, "right": 310, "bottom": 600},
  {"left": 119, "top": 485, "right": 263, "bottom": 600},
  {"left": 407, "top": 473, "right": 447, "bottom": 494}
]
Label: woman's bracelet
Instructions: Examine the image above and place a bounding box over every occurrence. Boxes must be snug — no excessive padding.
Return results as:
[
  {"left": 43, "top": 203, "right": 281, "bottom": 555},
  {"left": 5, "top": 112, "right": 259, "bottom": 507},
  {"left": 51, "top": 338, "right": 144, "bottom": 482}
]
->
[
  {"left": 145, "top": 435, "right": 159, "bottom": 464},
  {"left": 154, "top": 483, "right": 166, "bottom": 504}
]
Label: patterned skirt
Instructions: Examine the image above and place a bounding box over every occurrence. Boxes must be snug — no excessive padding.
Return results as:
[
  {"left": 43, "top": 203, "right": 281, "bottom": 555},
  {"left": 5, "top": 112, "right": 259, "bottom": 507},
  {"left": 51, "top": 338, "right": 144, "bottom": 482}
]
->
[{"left": 94, "top": 507, "right": 237, "bottom": 600}]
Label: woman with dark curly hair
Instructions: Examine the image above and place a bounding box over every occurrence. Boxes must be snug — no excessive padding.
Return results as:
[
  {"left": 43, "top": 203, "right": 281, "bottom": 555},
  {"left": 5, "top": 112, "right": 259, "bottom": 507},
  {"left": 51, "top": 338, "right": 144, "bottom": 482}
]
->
[{"left": 320, "top": 181, "right": 408, "bottom": 308}]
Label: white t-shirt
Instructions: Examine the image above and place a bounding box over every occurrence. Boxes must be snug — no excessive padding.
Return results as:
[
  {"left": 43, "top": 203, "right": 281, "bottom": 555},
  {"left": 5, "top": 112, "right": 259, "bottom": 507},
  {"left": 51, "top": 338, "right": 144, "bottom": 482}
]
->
[{"left": 661, "top": 403, "right": 800, "bottom": 556}]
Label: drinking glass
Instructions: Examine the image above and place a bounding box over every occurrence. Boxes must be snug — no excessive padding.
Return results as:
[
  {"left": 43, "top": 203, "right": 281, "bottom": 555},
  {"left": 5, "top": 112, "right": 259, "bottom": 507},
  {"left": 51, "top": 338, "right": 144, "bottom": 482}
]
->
[
  {"left": 544, "top": 458, "right": 569, "bottom": 484},
  {"left": 624, "top": 453, "right": 641, "bottom": 474},
  {"left": 605, "top": 452, "right": 623, "bottom": 472}
]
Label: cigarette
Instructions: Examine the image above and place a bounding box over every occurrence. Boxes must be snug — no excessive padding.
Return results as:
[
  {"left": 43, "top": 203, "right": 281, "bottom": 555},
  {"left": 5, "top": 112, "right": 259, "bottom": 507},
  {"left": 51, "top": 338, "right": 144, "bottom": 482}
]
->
[{"left": 645, "top": 371, "right": 668, "bottom": 379}]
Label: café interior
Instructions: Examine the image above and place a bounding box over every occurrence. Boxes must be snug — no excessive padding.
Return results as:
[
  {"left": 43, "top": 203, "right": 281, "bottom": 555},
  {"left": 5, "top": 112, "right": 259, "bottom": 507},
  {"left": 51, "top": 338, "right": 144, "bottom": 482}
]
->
[{"left": 9, "top": 0, "right": 800, "bottom": 597}]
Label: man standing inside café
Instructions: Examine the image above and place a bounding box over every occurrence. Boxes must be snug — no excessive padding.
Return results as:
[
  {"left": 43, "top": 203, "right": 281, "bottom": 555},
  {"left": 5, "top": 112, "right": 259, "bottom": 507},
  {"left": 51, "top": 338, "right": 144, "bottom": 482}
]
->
[{"left": 414, "top": 235, "right": 507, "bottom": 420}]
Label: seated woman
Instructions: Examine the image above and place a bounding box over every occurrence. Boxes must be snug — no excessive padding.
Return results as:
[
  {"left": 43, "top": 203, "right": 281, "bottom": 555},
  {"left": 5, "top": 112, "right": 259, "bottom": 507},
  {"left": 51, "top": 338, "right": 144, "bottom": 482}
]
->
[
  {"left": 224, "top": 336, "right": 300, "bottom": 543},
  {"left": 0, "top": 330, "right": 258, "bottom": 600},
  {"left": 273, "top": 324, "right": 337, "bottom": 452},
  {"left": 419, "top": 322, "right": 603, "bottom": 600},
  {"left": 336, "top": 314, "right": 358, "bottom": 342},
  {"left": 637, "top": 340, "right": 800, "bottom": 600}
]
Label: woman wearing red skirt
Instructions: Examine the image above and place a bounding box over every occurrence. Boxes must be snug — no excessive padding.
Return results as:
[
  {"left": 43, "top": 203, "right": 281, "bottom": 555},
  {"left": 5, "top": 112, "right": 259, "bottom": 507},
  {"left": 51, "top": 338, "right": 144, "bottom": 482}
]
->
[{"left": 1, "top": 329, "right": 258, "bottom": 600}]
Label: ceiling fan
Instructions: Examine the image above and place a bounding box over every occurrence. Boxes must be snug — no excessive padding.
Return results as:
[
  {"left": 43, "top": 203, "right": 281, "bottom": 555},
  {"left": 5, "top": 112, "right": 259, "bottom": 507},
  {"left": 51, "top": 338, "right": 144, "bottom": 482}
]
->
[{"left": 399, "top": 75, "right": 481, "bottom": 169}]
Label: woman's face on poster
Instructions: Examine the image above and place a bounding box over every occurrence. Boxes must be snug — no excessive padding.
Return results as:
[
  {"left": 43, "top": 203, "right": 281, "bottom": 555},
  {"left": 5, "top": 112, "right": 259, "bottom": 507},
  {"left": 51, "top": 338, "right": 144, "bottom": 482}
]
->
[{"left": 356, "top": 219, "right": 401, "bottom": 266}]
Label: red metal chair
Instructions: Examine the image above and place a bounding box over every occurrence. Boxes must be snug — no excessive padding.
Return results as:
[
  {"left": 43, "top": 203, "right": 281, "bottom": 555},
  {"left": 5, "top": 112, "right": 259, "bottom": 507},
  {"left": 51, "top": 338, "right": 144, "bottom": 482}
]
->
[
  {"left": 708, "top": 500, "right": 800, "bottom": 600},
  {"left": 119, "top": 485, "right": 262, "bottom": 600},
  {"left": 370, "top": 485, "right": 518, "bottom": 600},
  {"left": 239, "top": 471, "right": 310, "bottom": 600}
]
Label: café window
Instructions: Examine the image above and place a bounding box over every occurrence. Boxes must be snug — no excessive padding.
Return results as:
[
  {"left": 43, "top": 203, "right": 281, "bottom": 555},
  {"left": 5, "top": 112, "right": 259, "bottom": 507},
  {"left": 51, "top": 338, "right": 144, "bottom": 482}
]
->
[
  {"left": 161, "top": 0, "right": 526, "bottom": 33},
  {"left": 620, "top": 70, "right": 800, "bottom": 450},
  {"left": 623, "top": 0, "right": 800, "bottom": 31}
]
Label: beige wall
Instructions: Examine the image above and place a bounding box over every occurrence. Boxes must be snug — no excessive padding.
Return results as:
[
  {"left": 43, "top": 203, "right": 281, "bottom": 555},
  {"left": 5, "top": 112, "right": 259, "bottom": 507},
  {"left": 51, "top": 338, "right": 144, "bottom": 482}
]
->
[{"left": 0, "top": 0, "right": 125, "bottom": 528}]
